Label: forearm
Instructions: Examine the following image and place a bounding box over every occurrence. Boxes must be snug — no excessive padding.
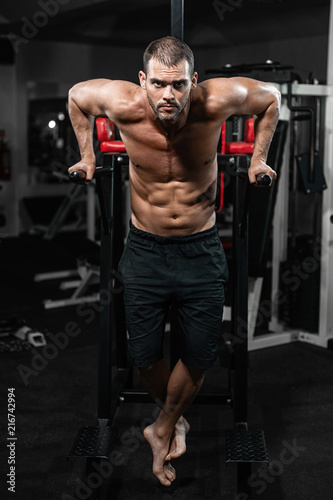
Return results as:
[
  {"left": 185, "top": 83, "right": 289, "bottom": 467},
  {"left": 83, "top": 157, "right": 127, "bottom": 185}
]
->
[
  {"left": 252, "top": 93, "right": 280, "bottom": 163},
  {"left": 247, "top": 88, "right": 280, "bottom": 184},
  {"left": 68, "top": 90, "right": 96, "bottom": 163}
]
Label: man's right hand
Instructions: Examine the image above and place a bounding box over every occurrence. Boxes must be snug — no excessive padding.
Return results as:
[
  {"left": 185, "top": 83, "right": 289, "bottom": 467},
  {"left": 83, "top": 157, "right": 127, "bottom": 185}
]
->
[{"left": 68, "top": 160, "right": 96, "bottom": 183}]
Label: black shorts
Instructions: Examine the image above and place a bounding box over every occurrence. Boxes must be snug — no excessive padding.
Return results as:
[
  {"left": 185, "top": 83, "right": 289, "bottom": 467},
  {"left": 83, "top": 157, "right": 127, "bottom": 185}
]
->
[{"left": 118, "top": 221, "right": 228, "bottom": 370}]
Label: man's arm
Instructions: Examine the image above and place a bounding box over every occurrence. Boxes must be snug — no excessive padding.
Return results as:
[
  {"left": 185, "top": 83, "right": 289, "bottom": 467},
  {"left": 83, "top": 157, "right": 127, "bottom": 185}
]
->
[
  {"left": 210, "top": 77, "right": 281, "bottom": 185},
  {"left": 231, "top": 77, "right": 281, "bottom": 185},
  {"left": 230, "top": 77, "right": 281, "bottom": 185},
  {"left": 67, "top": 79, "right": 136, "bottom": 181}
]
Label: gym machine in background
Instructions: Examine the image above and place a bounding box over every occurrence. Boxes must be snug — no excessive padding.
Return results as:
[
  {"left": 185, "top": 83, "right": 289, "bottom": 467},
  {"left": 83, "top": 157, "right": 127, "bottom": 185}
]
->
[
  {"left": 207, "top": 47, "right": 333, "bottom": 352},
  {"left": 259, "top": 84, "right": 331, "bottom": 350}
]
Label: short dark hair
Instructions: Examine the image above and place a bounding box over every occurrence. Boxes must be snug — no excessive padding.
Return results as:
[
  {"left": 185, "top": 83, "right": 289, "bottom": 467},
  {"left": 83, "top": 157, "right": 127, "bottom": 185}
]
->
[{"left": 143, "top": 36, "right": 195, "bottom": 75}]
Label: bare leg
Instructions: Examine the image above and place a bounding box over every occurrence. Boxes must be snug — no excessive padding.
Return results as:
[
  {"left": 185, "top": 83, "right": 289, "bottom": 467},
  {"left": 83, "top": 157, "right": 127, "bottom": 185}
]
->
[
  {"left": 138, "top": 360, "right": 190, "bottom": 460},
  {"left": 137, "top": 359, "right": 170, "bottom": 409},
  {"left": 139, "top": 359, "right": 205, "bottom": 486}
]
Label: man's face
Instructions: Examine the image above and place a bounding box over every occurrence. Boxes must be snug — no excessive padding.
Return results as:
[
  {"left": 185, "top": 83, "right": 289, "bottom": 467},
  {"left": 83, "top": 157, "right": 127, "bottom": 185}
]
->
[{"left": 139, "top": 58, "right": 197, "bottom": 122}]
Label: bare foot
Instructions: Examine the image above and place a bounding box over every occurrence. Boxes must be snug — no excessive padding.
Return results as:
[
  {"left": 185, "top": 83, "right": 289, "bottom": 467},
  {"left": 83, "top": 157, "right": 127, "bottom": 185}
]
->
[
  {"left": 166, "top": 417, "right": 190, "bottom": 461},
  {"left": 144, "top": 423, "right": 176, "bottom": 487}
]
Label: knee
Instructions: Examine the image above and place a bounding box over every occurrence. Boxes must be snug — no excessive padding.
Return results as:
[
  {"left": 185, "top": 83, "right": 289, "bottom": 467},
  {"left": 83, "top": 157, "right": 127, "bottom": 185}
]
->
[
  {"left": 184, "top": 364, "right": 206, "bottom": 384},
  {"left": 136, "top": 357, "right": 165, "bottom": 375},
  {"left": 137, "top": 363, "right": 157, "bottom": 375}
]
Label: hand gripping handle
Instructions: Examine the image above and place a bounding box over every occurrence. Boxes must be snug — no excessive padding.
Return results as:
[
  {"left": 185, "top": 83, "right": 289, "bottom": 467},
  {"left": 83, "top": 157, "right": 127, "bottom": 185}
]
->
[
  {"left": 257, "top": 174, "right": 272, "bottom": 187},
  {"left": 69, "top": 170, "right": 87, "bottom": 184}
]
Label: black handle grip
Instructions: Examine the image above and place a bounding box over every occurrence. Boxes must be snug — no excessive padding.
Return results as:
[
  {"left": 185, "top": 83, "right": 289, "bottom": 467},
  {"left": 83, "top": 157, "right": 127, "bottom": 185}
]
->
[
  {"left": 258, "top": 174, "right": 272, "bottom": 187},
  {"left": 69, "top": 170, "right": 86, "bottom": 184},
  {"left": 69, "top": 167, "right": 113, "bottom": 184}
]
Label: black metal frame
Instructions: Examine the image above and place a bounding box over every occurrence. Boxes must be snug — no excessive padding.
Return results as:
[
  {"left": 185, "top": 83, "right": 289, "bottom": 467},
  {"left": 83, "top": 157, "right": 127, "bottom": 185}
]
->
[
  {"left": 67, "top": 2, "right": 268, "bottom": 498},
  {"left": 68, "top": 153, "right": 268, "bottom": 500},
  {"left": 93, "top": 153, "right": 251, "bottom": 420}
]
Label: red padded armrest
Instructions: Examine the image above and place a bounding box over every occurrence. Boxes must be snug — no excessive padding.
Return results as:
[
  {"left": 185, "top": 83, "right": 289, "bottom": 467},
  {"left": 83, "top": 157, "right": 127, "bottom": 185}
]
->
[
  {"left": 96, "top": 118, "right": 115, "bottom": 142},
  {"left": 224, "top": 142, "right": 254, "bottom": 154},
  {"left": 96, "top": 118, "right": 126, "bottom": 153},
  {"left": 100, "top": 141, "right": 126, "bottom": 153},
  {"left": 224, "top": 117, "right": 254, "bottom": 154},
  {"left": 244, "top": 118, "right": 254, "bottom": 142}
]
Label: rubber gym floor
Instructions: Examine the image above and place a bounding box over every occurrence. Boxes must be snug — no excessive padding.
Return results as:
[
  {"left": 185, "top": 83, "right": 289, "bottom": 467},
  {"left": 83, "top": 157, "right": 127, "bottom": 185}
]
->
[{"left": 1, "top": 233, "right": 333, "bottom": 500}]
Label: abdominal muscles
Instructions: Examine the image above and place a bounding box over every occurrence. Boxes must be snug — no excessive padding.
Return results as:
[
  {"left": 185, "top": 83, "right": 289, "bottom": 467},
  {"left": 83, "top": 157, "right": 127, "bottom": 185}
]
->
[{"left": 129, "top": 165, "right": 217, "bottom": 236}]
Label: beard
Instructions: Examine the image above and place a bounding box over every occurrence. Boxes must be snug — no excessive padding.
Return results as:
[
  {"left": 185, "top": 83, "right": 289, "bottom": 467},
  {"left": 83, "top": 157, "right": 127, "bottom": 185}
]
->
[{"left": 147, "top": 92, "right": 189, "bottom": 122}]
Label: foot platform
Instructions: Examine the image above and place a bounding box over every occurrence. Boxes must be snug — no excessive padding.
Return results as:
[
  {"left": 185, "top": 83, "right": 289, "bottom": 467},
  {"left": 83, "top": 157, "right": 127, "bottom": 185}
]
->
[
  {"left": 225, "top": 428, "right": 268, "bottom": 463},
  {"left": 68, "top": 420, "right": 117, "bottom": 459}
]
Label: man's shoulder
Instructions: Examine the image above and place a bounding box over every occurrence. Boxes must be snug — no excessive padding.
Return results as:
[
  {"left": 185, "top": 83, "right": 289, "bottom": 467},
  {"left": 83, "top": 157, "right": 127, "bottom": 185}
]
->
[
  {"left": 192, "top": 77, "right": 253, "bottom": 121},
  {"left": 104, "top": 81, "right": 145, "bottom": 123},
  {"left": 103, "top": 80, "right": 141, "bottom": 103},
  {"left": 110, "top": 79, "right": 140, "bottom": 93},
  {"left": 191, "top": 78, "right": 237, "bottom": 120},
  {"left": 197, "top": 77, "right": 248, "bottom": 99}
]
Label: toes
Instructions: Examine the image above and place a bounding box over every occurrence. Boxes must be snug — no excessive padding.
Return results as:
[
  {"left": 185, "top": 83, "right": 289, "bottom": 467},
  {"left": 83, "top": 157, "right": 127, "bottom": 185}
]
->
[
  {"left": 154, "top": 469, "right": 172, "bottom": 487},
  {"left": 164, "top": 468, "right": 174, "bottom": 483},
  {"left": 164, "top": 463, "right": 176, "bottom": 482},
  {"left": 167, "top": 463, "right": 175, "bottom": 472}
]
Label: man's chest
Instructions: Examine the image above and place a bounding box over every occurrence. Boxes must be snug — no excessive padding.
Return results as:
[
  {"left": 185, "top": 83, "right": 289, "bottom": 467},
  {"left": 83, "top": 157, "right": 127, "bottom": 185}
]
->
[{"left": 119, "top": 121, "right": 221, "bottom": 182}]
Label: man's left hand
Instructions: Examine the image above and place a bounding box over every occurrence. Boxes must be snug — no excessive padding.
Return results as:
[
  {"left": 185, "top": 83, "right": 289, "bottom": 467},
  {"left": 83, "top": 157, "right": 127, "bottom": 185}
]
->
[{"left": 248, "top": 159, "right": 277, "bottom": 187}]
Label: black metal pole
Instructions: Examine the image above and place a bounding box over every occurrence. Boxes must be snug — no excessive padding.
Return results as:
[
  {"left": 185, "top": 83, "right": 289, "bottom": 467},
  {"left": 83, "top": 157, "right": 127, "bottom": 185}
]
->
[
  {"left": 232, "top": 157, "right": 252, "bottom": 498},
  {"left": 96, "top": 156, "right": 127, "bottom": 416},
  {"left": 96, "top": 159, "right": 115, "bottom": 420},
  {"left": 171, "top": 0, "right": 184, "bottom": 40},
  {"left": 112, "top": 157, "right": 127, "bottom": 370},
  {"left": 232, "top": 158, "right": 249, "bottom": 426}
]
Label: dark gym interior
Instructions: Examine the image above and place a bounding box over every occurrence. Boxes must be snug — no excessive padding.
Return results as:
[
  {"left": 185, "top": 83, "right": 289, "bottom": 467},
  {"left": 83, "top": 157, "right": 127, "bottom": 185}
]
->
[{"left": 1, "top": 1, "right": 333, "bottom": 499}]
